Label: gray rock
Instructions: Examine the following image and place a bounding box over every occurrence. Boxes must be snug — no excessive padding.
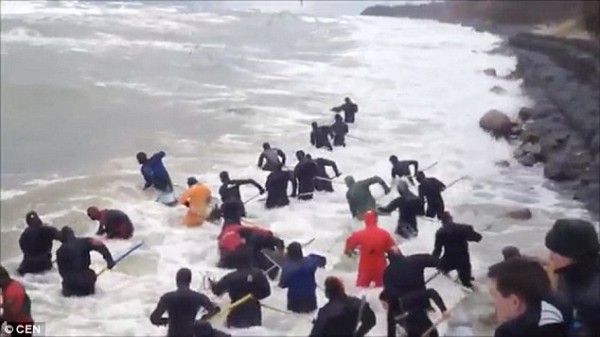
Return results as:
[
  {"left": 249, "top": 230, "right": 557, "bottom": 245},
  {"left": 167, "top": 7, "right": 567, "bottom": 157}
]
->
[
  {"left": 483, "top": 68, "right": 497, "bottom": 77},
  {"left": 479, "top": 110, "right": 513, "bottom": 138},
  {"left": 505, "top": 208, "right": 533, "bottom": 220},
  {"left": 544, "top": 150, "right": 590, "bottom": 181},
  {"left": 495, "top": 160, "right": 511, "bottom": 167},
  {"left": 490, "top": 86, "right": 507, "bottom": 94},
  {"left": 518, "top": 107, "right": 534, "bottom": 122},
  {"left": 517, "top": 153, "right": 537, "bottom": 167}
]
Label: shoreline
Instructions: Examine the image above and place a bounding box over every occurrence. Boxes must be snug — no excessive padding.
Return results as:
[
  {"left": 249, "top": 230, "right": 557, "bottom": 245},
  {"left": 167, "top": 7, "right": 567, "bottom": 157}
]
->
[{"left": 361, "top": 9, "right": 599, "bottom": 219}]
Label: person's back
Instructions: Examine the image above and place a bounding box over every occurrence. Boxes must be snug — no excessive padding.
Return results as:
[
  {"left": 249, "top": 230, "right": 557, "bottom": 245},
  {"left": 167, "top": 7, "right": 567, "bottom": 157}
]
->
[
  {"left": 18, "top": 211, "right": 60, "bottom": 275},
  {"left": 310, "top": 277, "right": 375, "bottom": 337},
  {"left": 211, "top": 264, "right": 271, "bottom": 328},
  {"left": 179, "top": 180, "right": 212, "bottom": 227},
  {"left": 139, "top": 151, "right": 172, "bottom": 192},
  {"left": 345, "top": 211, "right": 395, "bottom": 287},
  {"left": 280, "top": 243, "right": 326, "bottom": 313},
  {"left": 157, "top": 288, "right": 213, "bottom": 337},
  {"left": 435, "top": 222, "right": 479, "bottom": 258},
  {"left": 151, "top": 269, "right": 219, "bottom": 337},
  {"left": 383, "top": 253, "right": 438, "bottom": 299},
  {"left": 102, "top": 209, "right": 134, "bottom": 239},
  {"left": 346, "top": 179, "right": 377, "bottom": 217},
  {"left": 1, "top": 266, "right": 34, "bottom": 325},
  {"left": 220, "top": 199, "right": 244, "bottom": 225},
  {"left": 266, "top": 169, "right": 293, "bottom": 208},
  {"left": 331, "top": 117, "right": 348, "bottom": 146}
]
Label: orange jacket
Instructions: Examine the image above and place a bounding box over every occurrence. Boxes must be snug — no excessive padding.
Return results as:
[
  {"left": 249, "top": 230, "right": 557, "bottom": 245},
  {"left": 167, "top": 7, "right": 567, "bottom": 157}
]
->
[
  {"left": 179, "top": 184, "right": 212, "bottom": 227},
  {"left": 345, "top": 210, "right": 396, "bottom": 271}
]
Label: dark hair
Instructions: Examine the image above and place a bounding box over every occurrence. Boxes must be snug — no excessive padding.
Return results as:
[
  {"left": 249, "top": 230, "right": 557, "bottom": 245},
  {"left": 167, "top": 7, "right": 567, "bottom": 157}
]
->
[
  {"left": 487, "top": 257, "right": 550, "bottom": 305},
  {"left": 287, "top": 242, "right": 303, "bottom": 262},
  {"left": 136, "top": 152, "right": 147, "bottom": 163},
  {"left": 502, "top": 246, "right": 521, "bottom": 260},
  {"left": 324, "top": 276, "right": 346, "bottom": 300},
  {"left": 176, "top": 268, "right": 192, "bottom": 286}
]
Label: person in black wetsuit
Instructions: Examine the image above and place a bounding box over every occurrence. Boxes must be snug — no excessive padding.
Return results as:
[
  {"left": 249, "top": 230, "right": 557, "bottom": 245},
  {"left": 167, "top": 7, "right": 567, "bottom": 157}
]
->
[
  {"left": 192, "top": 321, "right": 232, "bottom": 337},
  {"left": 257, "top": 142, "right": 286, "bottom": 172},
  {"left": 150, "top": 268, "right": 221, "bottom": 337},
  {"left": 219, "top": 171, "right": 264, "bottom": 217},
  {"left": 238, "top": 227, "right": 284, "bottom": 280},
  {"left": 56, "top": 226, "right": 115, "bottom": 297},
  {"left": 389, "top": 156, "right": 419, "bottom": 186},
  {"left": 331, "top": 97, "right": 358, "bottom": 124},
  {"left": 433, "top": 212, "right": 482, "bottom": 289},
  {"left": 293, "top": 151, "right": 318, "bottom": 200},
  {"left": 209, "top": 252, "right": 271, "bottom": 328},
  {"left": 377, "top": 181, "right": 425, "bottom": 239},
  {"left": 309, "top": 276, "right": 376, "bottom": 337},
  {"left": 87, "top": 207, "right": 134, "bottom": 240},
  {"left": 416, "top": 171, "right": 446, "bottom": 219},
  {"left": 380, "top": 251, "right": 440, "bottom": 337},
  {"left": 394, "top": 288, "right": 449, "bottom": 337},
  {"left": 310, "top": 122, "right": 333, "bottom": 151},
  {"left": 308, "top": 154, "right": 341, "bottom": 192},
  {"left": 17, "top": 211, "right": 61, "bottom": 276},
  {"left": 265, "top": 163, "right": 297, "bottom": 209},
  {"left": 331, "top": 114, "right": 348, "bottom": 147}
]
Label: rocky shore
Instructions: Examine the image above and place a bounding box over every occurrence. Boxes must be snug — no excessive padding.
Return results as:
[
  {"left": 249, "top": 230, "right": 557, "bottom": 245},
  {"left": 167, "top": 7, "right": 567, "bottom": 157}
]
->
[
  {"left": 506, "top": 33, "right": 599, "bottom": 216},
  {"left": 361, "top": 4, "right": 600, "bottom": 217}
]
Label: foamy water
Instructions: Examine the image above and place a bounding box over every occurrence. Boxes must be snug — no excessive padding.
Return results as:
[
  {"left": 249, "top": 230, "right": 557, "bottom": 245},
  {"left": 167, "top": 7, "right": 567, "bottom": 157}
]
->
[{"left": 1, "top": 1, "right": 596, "bottom": 336}]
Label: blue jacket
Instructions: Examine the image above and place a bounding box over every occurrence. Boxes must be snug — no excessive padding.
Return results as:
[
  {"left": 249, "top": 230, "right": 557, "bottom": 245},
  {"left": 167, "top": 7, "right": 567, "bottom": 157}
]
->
[
  {"left": 279, "top": 254, "right": 326, "bottom": 300},
  {"left": 141, "top": 151, "right": 173, "bottom": 192}
]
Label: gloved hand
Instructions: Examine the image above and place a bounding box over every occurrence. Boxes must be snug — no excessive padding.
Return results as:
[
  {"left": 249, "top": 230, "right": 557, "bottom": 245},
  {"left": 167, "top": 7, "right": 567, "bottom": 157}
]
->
[
  {"left": 384, "top": 186, "right": 392, "bottom": 195},
  {"left": 107, "top": 259, "right": 116, "bottom": 270},
  {"left": 259, "top": 188, "right": 266, "bottom": 195},
  {"left": 335, "top": 172, "right": 342, "bottom": 178}
]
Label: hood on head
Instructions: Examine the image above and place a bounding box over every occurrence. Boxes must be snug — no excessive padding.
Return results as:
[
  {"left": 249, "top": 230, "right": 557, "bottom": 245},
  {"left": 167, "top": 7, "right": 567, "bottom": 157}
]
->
[
  {"left": 25, "top": 211, "right": 42, "bottom": 227},
  {"left": 344, "top": 175, "right": 355, "bottom": 188},
  {"left": 364, "top": 210, "right": 377, "bottom": 227}
]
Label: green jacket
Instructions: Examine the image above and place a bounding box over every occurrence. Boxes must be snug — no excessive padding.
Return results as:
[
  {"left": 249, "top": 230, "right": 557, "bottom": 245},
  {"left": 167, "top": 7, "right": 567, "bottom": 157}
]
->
[{"left": 346, "top": 176, "right": 389, "bottom": 218}]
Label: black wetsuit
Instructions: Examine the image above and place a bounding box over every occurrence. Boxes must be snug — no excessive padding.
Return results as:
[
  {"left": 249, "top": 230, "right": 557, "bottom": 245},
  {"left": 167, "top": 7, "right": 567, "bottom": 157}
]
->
[
  {"left": 294, "top": 158, "right": 318, "bottom": 200},
  {"left": 331, "top": 120, "right": 348, "bottom": 147},
  {"left": 257, "top": 148, "right": 286, "bottom": 172},
  {"left": 239, "top": 228, "right": 284, "bottom": 280},
  {"left": 334, "top": 102, "right": 358, "bottom": 123},
  {"left": 313, "top": 158, "right": 340, "bottom": 192},
  {"left": 418, "top": 177, "right": 446, "bottom": 219},
  {"left": 150, "top": 286, "right": 219, "bottom": 337},
  {"left": 56, "top": 237, "right": 114, "bottom": 297},
  {"left": 378, "top": 196, "right": 425, "bottom": 238},
  {"left": 96, "top": 209, "right": 134, "bottom": 239},
  {"left": 192, "top": 321, "right": 232, "bottom": 337},
  {"left": 392, "top": 160, "right": 418, "bottom": 185},
  {"left": 309, "top": 296, "right": 376, "bottom": 337},
  {"left": 18, "top": 225, "right": 60, "bottom": 275},
  {"left": 310, "top": 126, "right": 333, "bottom": 151},
  {"left": 396, "top": 289, "right": 447, "bottom": 337},
  {"left": 433, "top": 222, "right": 482, "bottom": 288},
  {"left": 219, "top": 179, "right": 263, "bottom": 216},
  {"left": 211, "top": 267, "right": 271, "bottom": 328},
  {"left": 265, "top": 170, "right": 296, "bottom": 209},
  {"left": 220, "top": 199, "right": 244, "bottom": 226},
  {"left": 381, "top": 254, "right": 440, "bottom": 337}
]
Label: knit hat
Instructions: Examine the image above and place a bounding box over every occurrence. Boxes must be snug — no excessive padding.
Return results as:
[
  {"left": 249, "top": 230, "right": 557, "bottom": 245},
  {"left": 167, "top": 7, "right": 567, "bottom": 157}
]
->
[{"left": 545, "top": 219, "right": 599, "bottom": 260}]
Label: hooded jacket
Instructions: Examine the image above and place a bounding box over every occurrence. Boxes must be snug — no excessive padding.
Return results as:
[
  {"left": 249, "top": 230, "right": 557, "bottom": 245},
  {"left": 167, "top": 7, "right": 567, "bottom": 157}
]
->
[
  {"left": 279, "top": 254, "right": 326, "bottom": 301},
  {"left": 345, "top": 211, "right": 395, "bottom": 286}
]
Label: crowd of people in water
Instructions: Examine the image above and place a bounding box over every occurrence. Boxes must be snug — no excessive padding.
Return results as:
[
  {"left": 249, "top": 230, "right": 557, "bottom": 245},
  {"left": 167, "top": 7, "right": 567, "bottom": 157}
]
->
[{"left": 1, "top": 97, "right": 599, "bottom": 337}]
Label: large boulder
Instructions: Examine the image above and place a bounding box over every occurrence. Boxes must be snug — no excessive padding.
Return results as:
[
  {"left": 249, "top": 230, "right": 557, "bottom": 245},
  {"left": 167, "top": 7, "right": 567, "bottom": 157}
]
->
[
  {"left": 505, "top": 208, "right": 533, "bottom": 220},
  {"left": 479, "top": 110, "right": 513, "bottom": 138}
]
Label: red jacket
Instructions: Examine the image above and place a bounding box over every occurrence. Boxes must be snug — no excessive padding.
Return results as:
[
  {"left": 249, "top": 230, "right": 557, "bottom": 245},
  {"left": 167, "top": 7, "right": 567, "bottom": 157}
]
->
[
  {"left": 2, "top": 280, "right": 33, "bottom": 323},
  {"left": 218, "top": 224, "right": 272, "bottom": 253},
  {"left": 345, "top": 211, "right": 395, "bottom": 274}
]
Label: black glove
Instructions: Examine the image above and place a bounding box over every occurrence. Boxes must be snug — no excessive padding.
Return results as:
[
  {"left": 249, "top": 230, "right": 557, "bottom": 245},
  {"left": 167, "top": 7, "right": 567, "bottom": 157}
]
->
[
  {"left": 107, "top": 259, "right": 116, "bottom": 270},
  {"left": 260, "top": 188, "right": 266, "bottom": 195}
]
